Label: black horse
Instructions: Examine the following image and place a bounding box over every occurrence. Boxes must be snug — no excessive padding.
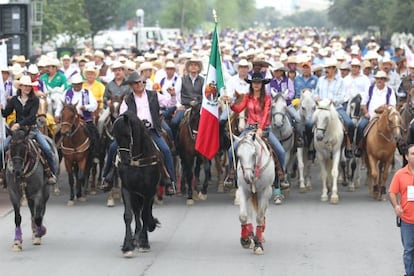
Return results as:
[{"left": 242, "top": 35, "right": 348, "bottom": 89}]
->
[
  {"left": 6, "top": 128, "right": 52, "bottom": 251},
  {"left": 112, "top": 110, "right": 161, "bottom": 257}
]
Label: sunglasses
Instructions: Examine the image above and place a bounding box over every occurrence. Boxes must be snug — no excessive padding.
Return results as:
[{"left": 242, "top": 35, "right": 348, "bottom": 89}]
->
[
  {"left": 133, "top": 80, "right": 146, "bottom": 84},
  {"left": 376, "top": 77, "right": 387, "bottom": 80}
]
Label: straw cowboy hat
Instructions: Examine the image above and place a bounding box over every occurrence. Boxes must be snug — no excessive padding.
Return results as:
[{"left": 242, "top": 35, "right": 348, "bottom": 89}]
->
[
  {"left": 70, "top": 74, "right": 84, "bottom": 84},
  {"left": 45, "top": 58, "right": 61, "bottom": 67},
  {"left": 271, "top": 61, "right": 288, "bottom": 72},
  {"left": 374, "top": 70, "right": 389, "bottom": 80},
  {"left": 138, "top": 61, "right": 156, "bottom": 73},
  {"left": 246, "top": 71, "right": 271, "bottom": 85},
  {"left": 94, "top": 50, "right": 105, "bottom": 59},
  {"left": 15, "top": 75, "right": 38, "bottom": 87},
  {"left": 164, "top": 61, "right": 176, "bottom": 69},
  {"left": 185, "top": 57, "right": 203, "bottom": 73},
  {"left": 111, "top": 61, "right": 125, "bottom": 70},
  {"left": 324, "top": 58, "right": 338, "bottom": 68},
  {"left": 27, "top": 64, "right": 39, "bottom": 74},
  {"left": 15, "top": 55, "right": 29, "bottom": 63},
  {"left": 350, "top": 58, "right": 361, "bottom": 67},
  {"left": 234, "top": 59, "right": 252, "bottom": 71},
  {"left": 83, "top": 64, "right": 99, "bottom": 75}
]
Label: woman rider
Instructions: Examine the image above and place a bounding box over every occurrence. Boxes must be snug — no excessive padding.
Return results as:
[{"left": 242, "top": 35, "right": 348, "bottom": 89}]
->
[
  {"left": 222, "top": 72, "right": 288, "bottom": 194},
  {"left": 1, "top": 75, "right": 57, "bottom": 184}
]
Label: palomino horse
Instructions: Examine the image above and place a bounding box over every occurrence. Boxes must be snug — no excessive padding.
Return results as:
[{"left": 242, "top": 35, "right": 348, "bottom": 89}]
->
[
  {"left": 365, "top": 105, "right": 402, "bottom": 201},
  {"left": 313, "top": 100, "right": 344, "bottom": 204},
  {"left": 271, "top": 93, "right": 305, "bottom": 193},
  {"left": 60, "top": 103, "right": 93, "bottom": 205},
  {"left": 234, "top": 131, "right": 274, "bottom": 255},
  {"left": 37, "top": 95, "right": 49, "bottom": 137},
  {"left": 6, "top": 128, "right": 56, "bottom": 251},
  {"left": 341, "top": 94, "right": 362, "bottom": 191},
  {"left": 298, "top": 88, "right": 316, "bottom": 192},
  {"left": 177, "top": 102, "right": 211, "bottom": 205},
  {"left": 112, "top": 110, "right": 161, "bottom": 257}
]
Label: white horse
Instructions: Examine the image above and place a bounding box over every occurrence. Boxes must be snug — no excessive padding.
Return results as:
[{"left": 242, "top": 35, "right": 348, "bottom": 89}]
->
[
  {"left": 235, "top": 131, "right": 274, "bottom": 255},
  {"left": 341, "top": 94, "right": 362, "bottom": 191},
  {"left": 313, "top": 100, "right": 344, "bottom": 204},
  {"left": 298, "top": 89, "right": 316, "bottom": 192},
  {"left": 271, "top": 93, "right": 305, "bottom": 194}
]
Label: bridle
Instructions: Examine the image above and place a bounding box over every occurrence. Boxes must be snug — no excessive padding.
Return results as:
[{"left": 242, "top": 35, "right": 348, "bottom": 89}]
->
[{"left": 60, "top": 106, "right": 82, "bottom": 137}]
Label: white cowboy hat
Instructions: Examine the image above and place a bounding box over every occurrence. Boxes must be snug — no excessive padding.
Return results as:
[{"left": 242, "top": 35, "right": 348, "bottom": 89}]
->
[
  {"left": 0, "top": 65, "right": 11, "bottom": 73},
  {"left": 138, "top": 61, "right": 156, "bottom": 73},
  {"left": 185, "top": 57, "right": 203, "bottom": 73},
  {"left": 339, "top": 62, "right": 350, "bottom": 70},
  {"left": 17, "top": 75, "right": 38, "bottom": 86},
  {"left": 234, "top": 59, "right": 252, "bottom": 71},
  {"left": 124, "top": 60, "right": 137, "bottom": 71},
  {"left": 27, "top": 64, "right": 39, "bottom": 74},
  {"left": 83, "top": 64, "right": 99, "bottom": 75},
  {"left": 374, "top": 70, "right": 389, "bottom": 80},
  {"left": 61, "top": 54, "right": 71, "bottom": 60},
  {"left": 71, "top": 74, "right": 84, "bottom": 84},
  {"left": 94, "top": 50, "right": 105, "bottom": 59},
  {"left": 324, "top": 58, "right": 338, "bottom": 68},
  {"left": 364, "top": 51, "right": 379, "bottom": 61},
  {"left": 45, "top": 58, "right": 61, "bottom": 67},
  {"left": 111, "top": 61, "right": 125, "bottom": 70},
  {"left": 164, "top": 61, "right": 176, "bottom": 69},
  {"left": 271, "top": 61, "right": 288, "bottom": 72}
]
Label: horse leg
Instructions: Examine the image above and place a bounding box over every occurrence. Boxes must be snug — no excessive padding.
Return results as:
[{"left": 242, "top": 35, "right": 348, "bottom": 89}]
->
[
  {"left": 354, "top": 158, "right": 361, "bottom": 189},
  {"left": 254, "top": 185, "right": 272, "bottom": 255},
  {"left": 320, "top": 158, "right": 329, "bottom": 202},
  {"left": 199, "top": 159, "right": 210, "bottom": 200},
  {"left": 77, "top": 159, "right": 89, "bottom": 202},
  {"left": 239, "top": 187, "right": 254, "bottom": 249},
  {"left": 138, "top": 198, "right": 156, "bottom": 252},
  {"left": 32, "top": 202, "right": 47, "bottom": 245},
  {"left": 380, "top": 160, "right": 393, "bottom": 201},
  {"left": 121, "top": 188, "right": 135, "bottom": 257},
  {"left": 182, "top": 159, "right": 194, "bottom": 205},
  {"left": 10, "top": 188, "right": 23, "bottom": 251},
  {"left": 296, "top": 148, "right": 306, "bottom": 192},
  {"left": 215, "top": 153, "right": 224, "bottom": 193},
  {"left": 330, "top": 151, "right": 341, "bottom": 204},
  {"left": 65, "top": 161, "right": 76, "bottom": 206},
  {"left": 90, "top": 164, "right": 97, "bottom": 195},
  {"left": 367, "top": 156, "right": 379, "bottom": 199}
]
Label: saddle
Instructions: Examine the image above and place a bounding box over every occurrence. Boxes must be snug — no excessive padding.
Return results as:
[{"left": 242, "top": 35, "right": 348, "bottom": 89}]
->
[
  {"left": 363, "top": 117, "right": 379, "bottom": 138},
  {"left": 260, "top": 136, "right": 285, "bottom": 182}
]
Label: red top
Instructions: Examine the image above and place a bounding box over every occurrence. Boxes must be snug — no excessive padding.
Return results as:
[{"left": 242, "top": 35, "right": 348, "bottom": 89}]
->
[
  {"left": 389, "top": 165, "right": 414, "bottom": 224},
  {"left": 231, "top": 94, "right": 271, "bottom": 130}
]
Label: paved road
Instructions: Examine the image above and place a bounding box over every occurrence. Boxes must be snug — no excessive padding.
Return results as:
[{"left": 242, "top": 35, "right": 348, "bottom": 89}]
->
[{"left": 0, "top": 161, "right": 406, "bottom": 276}]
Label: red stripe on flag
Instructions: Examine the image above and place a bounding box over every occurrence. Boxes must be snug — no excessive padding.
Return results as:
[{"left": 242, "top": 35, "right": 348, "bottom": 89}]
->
[{"left": 195, "top": 107, "right": 219, "bottom": 160}]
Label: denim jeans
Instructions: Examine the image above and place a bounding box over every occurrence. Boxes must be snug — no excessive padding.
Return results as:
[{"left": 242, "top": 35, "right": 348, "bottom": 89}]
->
[
  {"left": 401, "top": 220, "right": 414, "bottom": 276},
  {"left": 356, "top": 117, "right": 369, "bottom": 143},
  {"left": 336, "top": 106, "right": 355, "bottom": 142},
  {"left": 286, "top": 105, "right": 304, "bottom": 135},
  {"left": 171, "top": 109, "right": 185, "bottom": 142}
]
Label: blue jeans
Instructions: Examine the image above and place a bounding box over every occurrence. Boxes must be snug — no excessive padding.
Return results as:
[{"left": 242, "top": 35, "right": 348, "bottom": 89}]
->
[
  {"left": 228, "top": 127, "right": 285, "bottom": 173},
  {"left": 2, "top": 129, "right": 56, "bottom": 174},
  {"left": 171, "top": 109, "right": 185, "bottom": 142},
  {"left": 356, "top": 117, "right": 369, "bottom": 143},
  {"left": 286, "top": 105, "right": 304, "bottom": 135},
  {"left": 161, "top": 120, "right": 174, "bottom": 142},
  {"left": 103, "top": 141, "right": 117, "bottom": 177},
  {"left": 336, "top": 106, "right": 355, "bottom": 142},
  {"left": 401, "top": 220, "right": 414, "bottom": 276}
]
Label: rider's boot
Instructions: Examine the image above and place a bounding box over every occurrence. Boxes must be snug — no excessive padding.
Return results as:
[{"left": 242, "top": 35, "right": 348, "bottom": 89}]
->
[{"left": 100, "top": 167, "right": 114, "bottom": 192}]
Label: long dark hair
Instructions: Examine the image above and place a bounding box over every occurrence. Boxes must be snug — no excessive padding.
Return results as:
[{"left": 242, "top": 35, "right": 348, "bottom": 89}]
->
[
  {"left": 249, "top": 82, "right": 266, "bottom": 111},
  {"left": 16, "top": 87, "right": 35, "bottom": 98}
]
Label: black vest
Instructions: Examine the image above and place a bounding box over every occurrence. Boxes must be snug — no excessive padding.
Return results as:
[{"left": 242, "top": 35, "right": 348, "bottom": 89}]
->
[
  {"left": 124, "top": 90, "right": 162, "bottom": 136},
  {"left": 180, "top": 74, "right": 204, "bottom": 107}
]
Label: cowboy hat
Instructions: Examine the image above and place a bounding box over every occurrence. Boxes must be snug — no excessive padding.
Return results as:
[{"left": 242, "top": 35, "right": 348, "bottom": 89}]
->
[
  {"left": 61, "top": 54, "right": 71, "bottom": 60},
  {"left": 185, "top": 57, "right": 203, "bottom": 73},
  {"left": 374, "top": 70, "right": 389, "bottom": 80},
  {"left": 111, "top": 61, "right": 125, "bottom": 70},
  {"left": 271, "top": 61, "right": 288, "bottom": 72},
  {"left": 350, "top": 58, "right": 361, "bottom": 67},
  {"left": 339, "top": 62, "right": 350, "bottom": 70},
  {"left": 83, "top": 64, "right": 99, "bottom": 75},
  {"left": 94, "top": 50, "right": 105, "bottom": 59},
  {"left": 27, "top": 64, "right": 39, "bottom": 74},
  {"left": 124, "top": 60, "right": 137, "bottom": 71},
  {"left": 123, "top": 71, "right": 144, "bottom": 85},
  {"left": 138, "top": 61, "right": 156, "bottom": 73},
  {"left": 71, "top": 74, "right": 84, "bottom": 84},
  {"left": 234, "top": 59, "right": 252, "bottom": 71},
  {"left": 16, "top": 75, "right": 38, "bottom": 86},
  {"left": 324, "top": 58, "right": 338, "bottom": 68},
  {"left": 15, "top": 55, "right": 29, "bottom": 63},
  {"left": 246, "top": 72, "right": 271, "bottom": 85},
  {"left": 45, "top": 58, "right": 61, "bottom": 67},
  {"left": 164, "top": 61, "right": 176, "bottom": 69}
]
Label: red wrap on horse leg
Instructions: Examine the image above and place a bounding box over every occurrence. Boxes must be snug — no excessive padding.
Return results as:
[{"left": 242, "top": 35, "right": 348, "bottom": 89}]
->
[
  {"left": 241, "top": 223, "right": 253, "bottom": 239},
  {"left": 256, "top": 225, "right": 265, "bottom": 243}
]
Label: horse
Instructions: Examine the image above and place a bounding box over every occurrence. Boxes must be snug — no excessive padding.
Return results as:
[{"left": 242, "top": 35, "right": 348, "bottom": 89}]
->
[
  {"left": 312, "top": 100, "right": 344, "bottom": 204},
  {"left": 234, "top": 131, "right": 274, "bottom": 255},
  {"left": 177, "top": 101, "right": 211, "bottom": 205},
  {"left": 271, "top": 93, "right": 305, "bottom": 193},
  {"left": 399, "top": 88, "right": 414, "bottom": 166},
  {"left": 298, "top": 88, "right": 316, "bottom": 192},
  {"left": 365, "top": 105, "right": 402, "bottom": 201},
  {"left": 112, "top": 110, "right": 161, "bottom": 257},
  {"left": 340, "top": 94, "right": 362, "bottom": 191},
  {"left": 37, "top": 95, "right": 49, "bottom": 137},
  {"left": 6, "top": 128, "right": 56, "bottom": 251},
  {"left": 59, "top": 103, "right": 93, "bottom": 205}
]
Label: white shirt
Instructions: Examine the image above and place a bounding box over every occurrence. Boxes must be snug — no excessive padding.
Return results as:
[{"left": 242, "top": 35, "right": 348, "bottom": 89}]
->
[
  {"left": 343, "top": 73, "right": 371, "bottom": 102},
  {"left": 226, "top": 74, "right": 250, "bottom": 99},
  {"left": 60, "top": 64, "right": 78, "bottom": 82},
  {"left": 55, "top": 88, "right": 98, "bottom": 117},
  {"left": 362, "top": 85, "right": 396, "bottom": 117},
  {"left": 386, "top": 70, "right": 401, "bottom": 95},
  {"left": 159, "top": 74, "right": 182, "bottom": 107}
]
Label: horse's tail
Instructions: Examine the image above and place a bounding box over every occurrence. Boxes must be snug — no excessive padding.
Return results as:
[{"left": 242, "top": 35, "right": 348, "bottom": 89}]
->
[{"left": 251, "top": 193, "right": 258, "bottom": 214}]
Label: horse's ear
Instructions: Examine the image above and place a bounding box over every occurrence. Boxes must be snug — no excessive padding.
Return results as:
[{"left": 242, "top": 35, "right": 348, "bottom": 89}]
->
[
  {"left": 270, "top": 88, "right": 278, "bottom": 99},
  {"left": 232, "top": 134, "right": 241, "bottom": 144},
  {"left": 252, "top": 132, "right": 256, "bottom": 141}
]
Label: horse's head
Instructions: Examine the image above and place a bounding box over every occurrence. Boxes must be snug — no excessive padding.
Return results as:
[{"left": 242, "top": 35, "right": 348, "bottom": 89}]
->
[
  {"left": 313, "top": 99, "right": 334, "bottom": 141},
  {"left": 299, "top": 88, "right": 316, "bottom": 126},
  {"left": 236, "top": 132, "right": 258, "bottom": 184},
  {"left": 271, "top": 93, "right": 288, "bottom": 129},
  {"left": 348, "top": 94, "right": 362, "bottom": 124},
  {"left": 385, "top": 106, "right": 403, "bottom": 142},
  {"left": 37, "top": 95, "right": 48, "bottom": 116},
  {"left": 109, "top": 95, "right": 123, "bottom": 119},
  {"left": 60, "top": 103, "right": 79, "bottom": 136},
  {"left": 189, "top": 101, "right": 201, "bottom": 137},
  {"left": 8, "top": 128, "right": 31, "bottom": 176}
]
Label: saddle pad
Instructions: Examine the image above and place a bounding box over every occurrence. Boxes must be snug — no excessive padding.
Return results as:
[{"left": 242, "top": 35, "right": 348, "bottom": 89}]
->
[{"left": 363, "top": 117, "right": 379, "bottom": 137}]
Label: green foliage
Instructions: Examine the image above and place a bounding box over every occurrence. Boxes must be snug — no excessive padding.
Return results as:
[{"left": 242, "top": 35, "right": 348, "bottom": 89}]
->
[
  {"left": 159, "top": 0, "right": 205, "bottom": 32},
  {"left": 84, "top": 0, "right": 119, "bottom": 37}
]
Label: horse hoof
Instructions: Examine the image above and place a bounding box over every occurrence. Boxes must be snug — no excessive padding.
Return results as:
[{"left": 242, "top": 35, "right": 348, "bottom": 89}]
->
[
  {"left": 273, "top": 197, "right": 282, "bottom": 205},
  {"left": 154, "top": 198, "right": 163, "bottom": 206},
  {"left": 307, "top": 184, "right": 313, "bottom": 191},
  {"left": 67, "top": 200, "right": 75, "bottom": 206},
  {"left": 107, "top": 199, "right": 115, "bottom": 207},
  {"left": 192, "top": 191, "right": 200, "bottom": 201},
  {"left": 254, "top": 246, "right": 264, "bottom": 255},
  {"left": 138, "top": 246, "right": 151, "bottom": 253},
  {"left": 330, "top": 196, "right": 339, "bottom": 204},
  {"left": 78, "top": 197, "right": 87, "bottom": 202},
  {"left": 198, "top": 192, "right": 207, "bottom": 201},
  {"left": 53, "top": 187, "right": 61, "bottom": 196},
  {"left": 299, "top": 187, "right": 307, "bottom": 193},
  {"left": 186, "top": 199, "right": 194, "bottom": 206},
  {"left": 348, "top": 186, "right": 355, "bottom": 192},
  {"left": 32, "top": 237, "right": 42, "bottom": 245},
  {"left": 320, "top": 195, "right": 328, "bottom": 202},
  {"left": 282, "top": 189, "right": 290, "bottom": 198},
  {"left": 123, "top": 251, "right": 135, "bottom": 258},
  {"left": 240, "top": 238, "right": 253, "bottom": 249},
  {"left": 89, "top": 190, "right": 97, "bottom": 196},
  {"left": 217, "top": 184, "right": 224, "bottom": 193},
  {"left": 12, "top": 241, "right": 22, "bottom": 252}
]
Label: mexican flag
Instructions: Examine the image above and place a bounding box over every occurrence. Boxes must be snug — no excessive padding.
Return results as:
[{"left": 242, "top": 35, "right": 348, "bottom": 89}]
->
[{"left": 195, "top": 23, "right": 224, "bottom": 160}]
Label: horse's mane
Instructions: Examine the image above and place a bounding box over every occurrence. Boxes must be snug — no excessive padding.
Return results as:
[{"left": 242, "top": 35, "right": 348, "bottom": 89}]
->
[
  {"left": 62, "top": 103, "right": 79, "bottom": 115},
  {"left": 272, "top": 93, "right": 285, "bottom": 104},
  {"left": 350, "top": 94, "right": 362, "bottom": 116},
  {"left": 314, "top": 100, "right": 340, "bottom": 122}
]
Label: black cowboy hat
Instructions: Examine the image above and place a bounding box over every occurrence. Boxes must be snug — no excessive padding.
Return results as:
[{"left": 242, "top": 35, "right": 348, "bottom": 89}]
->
[
  {"left": 123, "top": 71, "right": 143, "bottom": 85},
  {"left": 246, "top": 71, "right": 271, "bottom": 85}
]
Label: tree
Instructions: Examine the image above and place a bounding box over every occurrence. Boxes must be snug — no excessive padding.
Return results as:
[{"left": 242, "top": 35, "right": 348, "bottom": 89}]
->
[
  {"left": 391, "top": 0, "right": 414, "bottom": 34},
  {"left": 84, "top": 0, "right": 120, "bottom": 43},
  {"left": 159, "top": 0, "right": 205, "bottom": 32}
]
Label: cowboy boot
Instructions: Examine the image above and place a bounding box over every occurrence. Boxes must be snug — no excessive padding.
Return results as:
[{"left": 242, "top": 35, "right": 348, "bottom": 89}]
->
[
  {"left": 274, "top": 155, "right": 289, "bottom": 190},
  {"left": 344, "top": 134, "right": 354, "bottom": 159},
  {"left": 100, "top": 167, "right": 114, "bottom": 192}
]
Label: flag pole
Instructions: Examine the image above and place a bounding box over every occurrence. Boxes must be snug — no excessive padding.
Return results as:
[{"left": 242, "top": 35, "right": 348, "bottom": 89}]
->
[{"left": 212, "top": 10, "right": 237, "bottom": 177}]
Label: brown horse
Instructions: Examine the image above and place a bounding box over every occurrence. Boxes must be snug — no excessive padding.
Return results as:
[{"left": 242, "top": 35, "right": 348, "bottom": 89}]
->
[
  {"left": 365, "top": 105, "right": 402, "bottom": 201},
  {"left": 399, "top": 88, "right": 414, "bottom": 164},
  {"left": 60, "top": 103, "right": 93, "bottom": 205}
]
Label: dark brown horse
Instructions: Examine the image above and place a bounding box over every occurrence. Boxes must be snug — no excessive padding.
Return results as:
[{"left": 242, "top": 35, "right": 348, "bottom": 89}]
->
[
  {"left": 399, "top": 88, "right": 414, "bottom": 165},
  {"left": 177, "top": 102, "right": 211, "bottom": 205},
  {"left": 60, "top": 103, "right": 93, "bottom": 205}
]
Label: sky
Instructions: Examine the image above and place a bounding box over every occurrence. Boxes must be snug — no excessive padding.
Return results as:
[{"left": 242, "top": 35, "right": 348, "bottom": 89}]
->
[{"left": 255, "top": 0, "right": 330, "bottom": 15}]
